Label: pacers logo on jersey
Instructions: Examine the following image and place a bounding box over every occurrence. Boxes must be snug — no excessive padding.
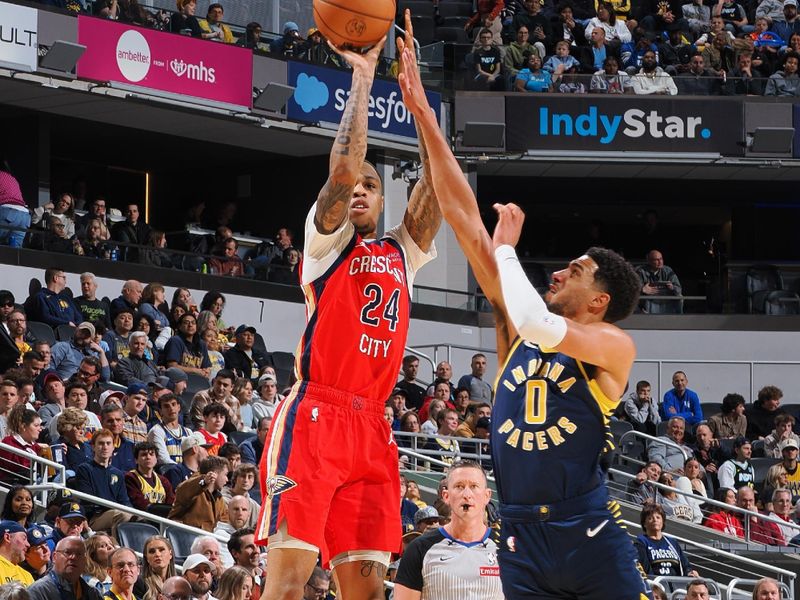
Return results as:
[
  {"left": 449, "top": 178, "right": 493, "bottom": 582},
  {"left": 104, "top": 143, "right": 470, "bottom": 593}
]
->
[
  {"left": 266, "top": 475, "right": 298, "bottom": 499},
  {"left": 496, "top": 352, "right": 580, "bottom": 454}
]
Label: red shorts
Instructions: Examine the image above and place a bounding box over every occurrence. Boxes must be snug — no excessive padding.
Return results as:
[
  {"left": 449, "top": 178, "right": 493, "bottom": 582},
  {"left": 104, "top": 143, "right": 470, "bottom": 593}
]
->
[{"left": 255, "top": 380, "right": 401, "bottom": 564}]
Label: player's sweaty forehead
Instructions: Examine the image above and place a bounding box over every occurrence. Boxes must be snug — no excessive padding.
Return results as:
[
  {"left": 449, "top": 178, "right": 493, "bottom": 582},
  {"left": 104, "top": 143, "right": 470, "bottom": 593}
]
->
[{"left": 570, "top": 255, "right": 599, "bottom": 275}]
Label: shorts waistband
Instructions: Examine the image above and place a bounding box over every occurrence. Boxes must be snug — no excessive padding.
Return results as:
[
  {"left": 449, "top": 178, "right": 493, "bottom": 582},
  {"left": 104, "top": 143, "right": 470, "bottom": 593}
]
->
[
  {"left": 297, "top": 380, "right": 385, "bottom": 416},
  {"left": 499, "top": 486, "right": 609, "bottom": 523},
  {"left": 0, "top": 203, "right": 28, "bottom": 212}
]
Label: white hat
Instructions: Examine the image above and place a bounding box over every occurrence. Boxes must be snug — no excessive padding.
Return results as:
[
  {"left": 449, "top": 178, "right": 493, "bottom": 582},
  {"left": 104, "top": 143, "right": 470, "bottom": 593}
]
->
[
  {"left": 181, "top": 432, "right": 212, "bottom": 453},
  {"left": 99, "top": 389, "right": 125, "bottom": 407},
  {"left": 182, "top": 553, "right": 216, "bottom": 574}
]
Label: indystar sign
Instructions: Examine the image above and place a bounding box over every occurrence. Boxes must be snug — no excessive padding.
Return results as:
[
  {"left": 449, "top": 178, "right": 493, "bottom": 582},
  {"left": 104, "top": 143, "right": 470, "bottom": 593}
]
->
[
  {"left": 538, "top": 106, "right": 712, "bottom": 145},
  {"left": 506, "top": 96, "right": 743, "bottom": 155}
]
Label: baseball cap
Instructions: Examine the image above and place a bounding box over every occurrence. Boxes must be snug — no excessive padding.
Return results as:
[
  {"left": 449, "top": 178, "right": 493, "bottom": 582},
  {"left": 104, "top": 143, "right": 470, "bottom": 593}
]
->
[
  {"left": 0, "top": 521, "right": 26, "bottom": 535},
  {"left": 779, "top": 439, "right": 799, "bottom": 452},
  {"left": 283, "top": 21, "right": 299, "bottom": 33},
  {"left": 43, "top": 372, "right": 63, "bottom": 386},
  {"left": 150, "top": 376, "right": 172, "bottom": 391},
  {"left": 126, "top": 382, "right": 148, "bottom": 396},
  {"left": 785, "top": 0, "right": 797, "bottom": 8},
  {"left": 58, "top": 501, "right": 86, "bottom": 520},
  {"left": 235, "top": 325, "right": 257, "bottom": 336},
  {"left": 182, "top": 553, "right": 216, "bottom": 574},
  {"left": 99, "top": 389, "right": 125, "bottom": 407},
  {"left": 165, "top": 367, "right": 188, "bottom": 384},
  {"left": 76, "top": 322, "right": 96, "bottom": 337},
  {"left": 391, "top": 387, "right": 409, "bottom": 399},
  {"left": 181, "top": 431, "right": 213, "bottom": 453},
  {"left": 414, "top": 506, "right": 440, "bottom": 525},
  {"left": 258, "top": 373, "right": 276, "bottom": 386},
  {"left": 26, "top": 524, "right": 48, "bottom": 547},
  {"left": 733, "top": 436, "right": 751, "bottom": 449},
  {"left": 307, "top": 27, "right": 320, "bottom": 37}
]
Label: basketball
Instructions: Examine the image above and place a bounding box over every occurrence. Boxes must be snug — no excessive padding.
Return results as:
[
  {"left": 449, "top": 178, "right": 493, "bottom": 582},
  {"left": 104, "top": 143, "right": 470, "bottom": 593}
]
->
[{"left": 313, "top": 0, "right": 396, "bottom": 48}]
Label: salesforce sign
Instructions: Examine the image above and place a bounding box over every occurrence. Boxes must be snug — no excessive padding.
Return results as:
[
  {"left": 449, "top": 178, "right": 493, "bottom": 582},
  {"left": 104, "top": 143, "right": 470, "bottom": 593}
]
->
[
  {"left": 287, "top": 62, "right": 441, "bottom": 142},
  {"left": 505, "top": 96, "right": 743, "bottom": 155}
]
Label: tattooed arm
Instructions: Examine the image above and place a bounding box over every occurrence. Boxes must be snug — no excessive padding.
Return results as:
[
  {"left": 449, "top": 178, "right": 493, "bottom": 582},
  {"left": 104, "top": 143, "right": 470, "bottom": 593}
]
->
[
  {"left": 402, "top": 122, "right": 442, "bottom": 253},
  {"left": 314, "top": 39, "right": 386, "bottom": 235},
  {"left": 398, "top": 11, "right": 441, "bottom": 253}
]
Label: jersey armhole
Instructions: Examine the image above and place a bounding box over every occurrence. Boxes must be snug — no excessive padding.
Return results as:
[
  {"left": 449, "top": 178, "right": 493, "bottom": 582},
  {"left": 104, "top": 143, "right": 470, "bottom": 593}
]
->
[
  {"left": 384, "top": 222, "right": 436, "bottom": 290},
  {"left": 302, "top": 203, "right": 357, "bottom": 285}
]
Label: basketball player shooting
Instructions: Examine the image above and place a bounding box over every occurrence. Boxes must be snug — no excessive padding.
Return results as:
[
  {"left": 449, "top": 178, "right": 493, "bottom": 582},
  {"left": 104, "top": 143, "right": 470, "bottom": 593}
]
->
[
  {"left": 255, "top": 14, "right": 441, "bottom": 600},
  {"left": 397, "top": 47, "right": 652, "bottom": 600}
]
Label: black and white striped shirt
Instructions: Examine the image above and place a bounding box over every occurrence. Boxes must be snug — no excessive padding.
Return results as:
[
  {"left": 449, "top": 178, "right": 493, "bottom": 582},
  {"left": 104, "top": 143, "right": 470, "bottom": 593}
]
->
[{"left": 395, "top": 527, "right": 504, "bottom": 600}]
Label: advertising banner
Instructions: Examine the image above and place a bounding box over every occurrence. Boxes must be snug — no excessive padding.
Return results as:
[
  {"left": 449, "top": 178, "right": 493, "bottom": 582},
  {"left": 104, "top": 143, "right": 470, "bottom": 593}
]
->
[
  {"left": 0, "top": 1, "right": 37, "bottom": 72},
  {"left": 506, "top": 95, "right": 744, "bottom": 155},
  {"left": 77, "top": 16, "right": 252, "bottom": 109},
  {"left": 286, "top": 61, "right": 442, "bottom": 141}
]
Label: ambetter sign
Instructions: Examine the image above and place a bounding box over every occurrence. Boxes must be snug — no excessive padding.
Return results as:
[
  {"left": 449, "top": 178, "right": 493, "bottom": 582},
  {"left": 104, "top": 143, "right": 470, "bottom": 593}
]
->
[{"left": 0, "top": 1, "right": 37, "bottom": 71}]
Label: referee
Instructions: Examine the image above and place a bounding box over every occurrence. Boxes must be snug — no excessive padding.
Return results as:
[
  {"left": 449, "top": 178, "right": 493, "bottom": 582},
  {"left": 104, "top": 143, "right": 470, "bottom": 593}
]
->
[{"left": 394, "top": 461, "right": 503, "bottom": 600}]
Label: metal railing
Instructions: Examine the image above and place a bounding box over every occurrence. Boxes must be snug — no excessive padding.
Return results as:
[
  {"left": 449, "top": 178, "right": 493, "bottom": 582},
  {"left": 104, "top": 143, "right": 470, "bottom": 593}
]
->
[
  {"left": 0, "top": 440, "right": 66, "bottom": 508},
  {"left": 618, "top": 430, "right": 692, "bottom": 468},
  {"left": 727, "top": 578, "right": 792, "bottom": 600},
  {"left": 607, "top": 466, "right": 800, "bottom": 545},
  {"left": 633, "top": 358, "right": 800, "bottom": 403},
  {"left": 394, "top": 431, "right": 492, "bottom": 471},
  {"left": 26, "top": 483, "right": 228, "bottom": 544},
  {"left": 407, "top": 342, "right": 800, "bottom": 407},
  {"left": 625, "top": 517, "right": 797, "bottom": 599},
  {"left": 0, "top": 440, "right": 228, "bottom": 548}
]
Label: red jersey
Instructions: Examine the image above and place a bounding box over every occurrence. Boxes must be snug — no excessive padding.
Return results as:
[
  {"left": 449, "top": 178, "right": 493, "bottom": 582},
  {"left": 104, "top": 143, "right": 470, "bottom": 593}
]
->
[{"left": 297, "top": 204, "right": 434, "bottom": 401}]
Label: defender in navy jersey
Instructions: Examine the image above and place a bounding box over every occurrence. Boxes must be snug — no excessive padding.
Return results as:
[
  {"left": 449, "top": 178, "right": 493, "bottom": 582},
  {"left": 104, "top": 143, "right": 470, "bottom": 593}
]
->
[{"left": 396, "top": 52, "right": 650, "bottom": 599}]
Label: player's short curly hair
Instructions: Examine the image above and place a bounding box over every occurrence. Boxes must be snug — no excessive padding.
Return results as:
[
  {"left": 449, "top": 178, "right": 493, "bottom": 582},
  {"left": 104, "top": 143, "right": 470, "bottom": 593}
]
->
[{"left": 586, "top": 247, "right": 640, "bottom": 323}]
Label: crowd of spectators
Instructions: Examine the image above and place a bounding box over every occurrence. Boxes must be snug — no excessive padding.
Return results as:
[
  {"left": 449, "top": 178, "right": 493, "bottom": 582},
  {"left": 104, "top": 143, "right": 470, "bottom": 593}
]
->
[
  {"left": 619, "top": 369, "right": 800, "bottom": 547},
  {"left": 465, "top": 0, "right": 800, "bottom": 95},
  {"left": 0, "top": 157, "right": 303, "bottom": 284},
  {"left": 32, "top": 0, "right": 379, "bottom": 71},
  {"left": 29, "top": 0, "right": 800, "bottom": 96},
  {"left": 0, "top": 270, "right": 501, "bottom": 596}
]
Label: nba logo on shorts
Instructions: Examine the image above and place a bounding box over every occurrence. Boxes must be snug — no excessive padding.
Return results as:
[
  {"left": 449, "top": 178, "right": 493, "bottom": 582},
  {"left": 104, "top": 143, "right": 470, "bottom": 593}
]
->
[{"left": 507, "top": 536, "right": 516, "bottom": 552}]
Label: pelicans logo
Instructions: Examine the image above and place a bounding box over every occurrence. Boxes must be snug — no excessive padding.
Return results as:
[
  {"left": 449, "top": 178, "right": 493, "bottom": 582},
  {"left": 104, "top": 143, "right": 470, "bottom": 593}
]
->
[{"left": 266, "top": 475, "right": 297, "bottom": 499}]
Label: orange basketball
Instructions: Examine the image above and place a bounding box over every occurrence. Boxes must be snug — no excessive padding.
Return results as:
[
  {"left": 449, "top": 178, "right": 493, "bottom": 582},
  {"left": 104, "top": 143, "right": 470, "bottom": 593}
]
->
[{"left": 313, "top": 0, "right": 396, "bottom": 48}]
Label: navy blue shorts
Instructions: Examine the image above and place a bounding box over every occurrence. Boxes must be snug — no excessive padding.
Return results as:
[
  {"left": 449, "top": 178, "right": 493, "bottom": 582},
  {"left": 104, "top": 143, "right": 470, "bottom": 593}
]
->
[{"left": 498, "top": 488, "right": 651, "bottom": 600}]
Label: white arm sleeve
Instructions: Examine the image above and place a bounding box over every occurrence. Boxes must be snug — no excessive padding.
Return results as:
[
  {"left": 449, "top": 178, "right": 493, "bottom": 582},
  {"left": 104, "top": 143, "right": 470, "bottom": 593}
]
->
[{"left": 494, "top": 245, "right": 567, "bottom": 348}]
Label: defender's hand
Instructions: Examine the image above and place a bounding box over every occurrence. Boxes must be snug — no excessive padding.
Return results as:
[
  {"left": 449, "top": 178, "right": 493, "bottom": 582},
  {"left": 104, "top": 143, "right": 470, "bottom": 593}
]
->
[
  {"left": 398, "top": 48, "right": 432, "bottom": 118},
  {"left": 492, "top": 203, "right": 525, "bottom": 249},
  {"left": 397, "top": 9, "right": 419, "bottom": 76}
]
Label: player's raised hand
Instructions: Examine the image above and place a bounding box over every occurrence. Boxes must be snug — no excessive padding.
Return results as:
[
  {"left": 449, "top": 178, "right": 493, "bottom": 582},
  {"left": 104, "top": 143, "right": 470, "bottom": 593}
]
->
[
  {"left": 397, "top": 9, "right": 419, "bottom": 75},
  {"left": 398, "top": 48, "right": 430, "bottom": 117},
  {"left": 328, "top": 35, "right": 387, "bottom": 75},
  {"left": 492, "top": 203, "right": 526, "bottom": 249}
]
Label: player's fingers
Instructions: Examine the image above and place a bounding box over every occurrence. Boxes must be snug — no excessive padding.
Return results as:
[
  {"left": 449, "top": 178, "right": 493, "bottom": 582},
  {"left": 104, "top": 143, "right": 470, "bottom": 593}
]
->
[
  {"left": 402, "top": 48, "right": 416, "bottom": 78},
  {"left": 370, "top": 35, "right": 388, "bottom": 58},
  {"left": 405, "top": 9, "right": 415, "bottom": 39},
  {"left": 397, "top": 37, "right": 406, "bottom": 54},
  {"left": 327, "top": 40, "right": 349, "bottom": 57},
  {"left": 398, "top": 72, "right": 410, "bottom": 95}
]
